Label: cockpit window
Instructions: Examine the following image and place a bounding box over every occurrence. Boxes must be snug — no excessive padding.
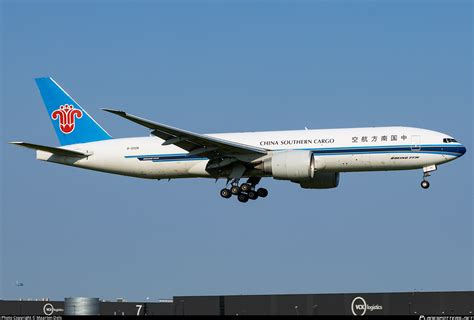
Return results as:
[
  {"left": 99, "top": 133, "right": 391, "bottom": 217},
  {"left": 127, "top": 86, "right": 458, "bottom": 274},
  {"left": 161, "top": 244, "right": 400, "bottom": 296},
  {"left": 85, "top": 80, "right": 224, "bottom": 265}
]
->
[{"left": 443, "top": 138, "right": 457, "bottom": 143}]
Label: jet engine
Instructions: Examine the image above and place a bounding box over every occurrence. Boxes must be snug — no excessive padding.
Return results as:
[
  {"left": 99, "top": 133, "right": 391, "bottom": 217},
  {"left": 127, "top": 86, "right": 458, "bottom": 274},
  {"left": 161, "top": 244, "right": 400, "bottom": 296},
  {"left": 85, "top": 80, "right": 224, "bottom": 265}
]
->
[{"left": 260, "top": 150, "right": 315, "bottom": 180}]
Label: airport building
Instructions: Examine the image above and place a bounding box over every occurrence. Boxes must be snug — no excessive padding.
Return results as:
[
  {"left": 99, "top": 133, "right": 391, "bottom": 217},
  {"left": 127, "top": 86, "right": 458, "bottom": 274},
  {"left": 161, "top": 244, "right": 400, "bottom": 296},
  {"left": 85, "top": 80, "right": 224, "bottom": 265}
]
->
[{"left": 1, "top": 291, "right": 473, "bottom": 315}]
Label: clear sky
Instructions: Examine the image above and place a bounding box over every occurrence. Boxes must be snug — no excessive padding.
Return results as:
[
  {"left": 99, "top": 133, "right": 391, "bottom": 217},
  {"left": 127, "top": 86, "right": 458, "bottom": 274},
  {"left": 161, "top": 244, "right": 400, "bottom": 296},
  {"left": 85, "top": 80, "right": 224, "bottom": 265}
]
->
[{"left": 1, "top": 1, "right": 472, "bottom": 301}]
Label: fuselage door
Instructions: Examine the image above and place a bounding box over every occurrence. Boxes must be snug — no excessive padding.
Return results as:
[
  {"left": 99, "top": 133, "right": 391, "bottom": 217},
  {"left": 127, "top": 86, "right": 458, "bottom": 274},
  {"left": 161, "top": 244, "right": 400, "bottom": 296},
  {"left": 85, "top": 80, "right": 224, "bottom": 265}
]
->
[{"left": 411, "top": 135, "right": 421, "bottom": 151}]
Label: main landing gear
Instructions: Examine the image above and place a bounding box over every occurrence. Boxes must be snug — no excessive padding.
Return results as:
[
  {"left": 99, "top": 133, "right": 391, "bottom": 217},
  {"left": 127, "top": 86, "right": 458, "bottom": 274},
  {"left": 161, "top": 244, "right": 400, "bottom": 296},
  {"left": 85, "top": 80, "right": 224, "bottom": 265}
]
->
[
  {"left": 420, "top": 165, "right": 436, "bottom": 189},
  {"left": 220, "top": 177, "right": 268, "bottom": 203}
]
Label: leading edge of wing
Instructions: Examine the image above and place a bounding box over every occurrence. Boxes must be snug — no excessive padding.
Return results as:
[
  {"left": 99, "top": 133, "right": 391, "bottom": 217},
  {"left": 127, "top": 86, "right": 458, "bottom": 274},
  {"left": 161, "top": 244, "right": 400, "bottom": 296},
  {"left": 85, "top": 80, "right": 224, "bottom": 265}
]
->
[{"left": 102, "top": 108, "right": 267, "bottom": 155}]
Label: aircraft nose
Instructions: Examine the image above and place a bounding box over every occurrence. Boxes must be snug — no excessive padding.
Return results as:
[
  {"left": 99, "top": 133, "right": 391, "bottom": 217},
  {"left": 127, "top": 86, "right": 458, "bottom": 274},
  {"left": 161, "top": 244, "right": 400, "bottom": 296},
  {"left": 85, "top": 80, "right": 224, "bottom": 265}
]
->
[{"left": 459, "top": 144, "right": 467, "bottom": 157}]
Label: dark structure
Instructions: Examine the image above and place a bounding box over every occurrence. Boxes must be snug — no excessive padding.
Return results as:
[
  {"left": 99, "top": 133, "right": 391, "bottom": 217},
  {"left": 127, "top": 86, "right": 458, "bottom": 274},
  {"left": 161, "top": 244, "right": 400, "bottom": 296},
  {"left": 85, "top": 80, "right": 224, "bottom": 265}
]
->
[{"left": 1, "top": 291, "right": 473, "bottom": 315}]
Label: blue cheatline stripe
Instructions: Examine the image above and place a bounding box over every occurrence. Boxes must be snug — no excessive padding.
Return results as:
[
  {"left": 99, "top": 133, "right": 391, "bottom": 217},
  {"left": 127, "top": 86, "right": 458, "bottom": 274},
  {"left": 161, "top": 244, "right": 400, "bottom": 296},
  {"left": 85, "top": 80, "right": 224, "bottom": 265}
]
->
[
  {"left": 307, "top": 145, "right": 464, "bottom": 156},
  {"left": 295, "top": 144, "right": 464, "bottom": 153},
  {"left": 314, "top": 151, "right": 461, "bottom": 157},
  {"left": 124, "top": 153, "right": 208, "bottom": 162},
  {"left": 296, "top": 143, "right": 462, "bottom": 151},
  {"left": 124, "top": 144, "right": 464, "bottom": 162},
  {"left": 151, "top": 158, "right": 207, "bottom": 163},
  {"left": 124, "top": 153, "right": 190, "bottom": 159}
]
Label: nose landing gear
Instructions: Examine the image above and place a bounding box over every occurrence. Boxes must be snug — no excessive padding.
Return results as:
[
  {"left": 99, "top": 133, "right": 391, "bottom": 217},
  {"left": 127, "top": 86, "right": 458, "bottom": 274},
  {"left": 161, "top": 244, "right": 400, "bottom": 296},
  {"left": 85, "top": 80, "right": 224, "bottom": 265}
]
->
[
  {"left": 220, "top": 177, "right": 268, "bottom": 202},
  {"left": 421, "top": 180, "right": 430, "bottom": 189},
  {"left": 420, "top": 165, "right": 436, "bottom": 189}
]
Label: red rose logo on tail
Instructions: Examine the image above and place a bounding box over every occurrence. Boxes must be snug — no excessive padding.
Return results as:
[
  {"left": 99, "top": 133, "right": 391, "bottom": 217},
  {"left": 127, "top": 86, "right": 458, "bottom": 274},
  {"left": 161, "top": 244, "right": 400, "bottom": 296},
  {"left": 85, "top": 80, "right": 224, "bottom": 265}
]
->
[{"left": 51, "top": 104, "right": 83, "bottom": 134}]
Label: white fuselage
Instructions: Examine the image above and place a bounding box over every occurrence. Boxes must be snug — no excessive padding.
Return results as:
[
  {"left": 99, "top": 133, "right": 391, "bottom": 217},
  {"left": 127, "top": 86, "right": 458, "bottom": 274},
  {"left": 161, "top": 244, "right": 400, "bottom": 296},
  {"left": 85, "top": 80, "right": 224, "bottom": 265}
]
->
[{"left": 36, "top": 126, "right": 465, "bottom": 179}]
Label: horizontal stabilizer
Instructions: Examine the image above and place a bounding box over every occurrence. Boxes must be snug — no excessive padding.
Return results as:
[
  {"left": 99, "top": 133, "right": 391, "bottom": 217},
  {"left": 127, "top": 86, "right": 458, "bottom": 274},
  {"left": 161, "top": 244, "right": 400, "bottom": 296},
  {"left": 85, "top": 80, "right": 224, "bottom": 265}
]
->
[{"left": 8, "top": 142, "right": 90, "bottom": 157}]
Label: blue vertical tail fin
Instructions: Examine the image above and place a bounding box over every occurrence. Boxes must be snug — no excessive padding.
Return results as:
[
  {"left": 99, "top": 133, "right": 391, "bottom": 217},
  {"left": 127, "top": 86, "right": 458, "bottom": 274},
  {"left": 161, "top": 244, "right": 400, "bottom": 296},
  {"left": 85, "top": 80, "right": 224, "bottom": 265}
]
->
[{"left": 35, "top": 77, "right": 112, "bottom": 146}]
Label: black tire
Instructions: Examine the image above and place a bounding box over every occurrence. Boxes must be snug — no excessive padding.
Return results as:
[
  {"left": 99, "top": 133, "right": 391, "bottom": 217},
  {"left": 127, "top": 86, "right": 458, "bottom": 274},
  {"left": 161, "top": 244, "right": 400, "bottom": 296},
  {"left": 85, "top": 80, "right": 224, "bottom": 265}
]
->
[
  {"left": 240, "top": 183, "right": 252, "bottom": 193},
  {"left": 421, "top": 180, "right": 430, "bottom": 189},
  {"left": 248, "top": 191, "right": 258, "bottom": 200},
  {"left": 231, "top": 185, "right": 240, "bottom": 195},
  {"left": 220, "top": 188, "right": 232, "bottom": 199},
  {"left": 257, "top": 188, "right": 268, "bottom": 198},
  {"left": 238, "top": 193, "right": 249, "bottom": 203}
]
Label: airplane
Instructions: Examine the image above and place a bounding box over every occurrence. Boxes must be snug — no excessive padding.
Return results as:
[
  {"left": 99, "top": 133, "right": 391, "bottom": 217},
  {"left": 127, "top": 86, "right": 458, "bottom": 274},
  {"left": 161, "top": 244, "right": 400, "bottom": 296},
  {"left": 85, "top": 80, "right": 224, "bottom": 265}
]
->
[{"left": 10, "top": 77, "right": 467, "bottom": 203}]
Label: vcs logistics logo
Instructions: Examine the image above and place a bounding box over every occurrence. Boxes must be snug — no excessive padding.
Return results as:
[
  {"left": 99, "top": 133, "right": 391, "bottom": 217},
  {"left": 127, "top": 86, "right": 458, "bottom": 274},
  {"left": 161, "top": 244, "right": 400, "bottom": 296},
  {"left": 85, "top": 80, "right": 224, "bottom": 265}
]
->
[
  {"left": 51, "top": 104, "right": 83, "bottom": 134},
  {"left": 351, "top": 296, "right": 383, "bottom": 316},
  {"left": 43, "top": 302, "right": 64, "bottom": 316}
]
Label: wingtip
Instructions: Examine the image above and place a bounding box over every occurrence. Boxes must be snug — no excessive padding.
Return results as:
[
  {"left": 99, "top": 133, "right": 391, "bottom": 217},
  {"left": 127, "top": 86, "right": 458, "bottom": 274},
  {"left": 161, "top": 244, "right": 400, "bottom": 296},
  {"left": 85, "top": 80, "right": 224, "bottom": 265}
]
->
[
  {"left": 8, "top": 141, "right": 23, "bottom": 145},
  {"left": 102, "top": 108, "right": 127, "bottom": 116}
]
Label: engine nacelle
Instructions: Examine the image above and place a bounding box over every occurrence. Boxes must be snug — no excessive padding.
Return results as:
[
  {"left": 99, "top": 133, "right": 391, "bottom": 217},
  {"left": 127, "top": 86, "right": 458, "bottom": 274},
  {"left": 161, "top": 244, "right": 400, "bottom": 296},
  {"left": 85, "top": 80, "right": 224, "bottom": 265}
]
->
[
  {"left": 298, "top": 172, "right": 340, "bottom": 189},
  {"left": 261, "top": 150, "right": 314, "bottom": 180}
]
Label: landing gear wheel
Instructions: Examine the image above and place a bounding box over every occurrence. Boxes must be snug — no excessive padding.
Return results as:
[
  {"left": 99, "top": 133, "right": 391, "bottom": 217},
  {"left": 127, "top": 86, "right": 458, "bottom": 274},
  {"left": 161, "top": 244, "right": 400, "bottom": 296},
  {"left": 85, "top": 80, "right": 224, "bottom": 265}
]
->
[
  {"left": 238, "top": 193, "right": 249, "bottom": 203},
  {"left": 248, "top": 191, "right": 258, "bottom": 200},
  {"left": 220, "top": 188, "right": 232, "bottom": 199},
  {"left": 230, "top": 185, "right": 241, "bottom": 195},
  {"left": 421, "top": 180, "right": 430, "bottom": 189},
  {"left": 240, "top": 183, "right": 252, "bottom": 193},
  {"left": 257, "top": 188, "right": 268, "bottom": 198}
]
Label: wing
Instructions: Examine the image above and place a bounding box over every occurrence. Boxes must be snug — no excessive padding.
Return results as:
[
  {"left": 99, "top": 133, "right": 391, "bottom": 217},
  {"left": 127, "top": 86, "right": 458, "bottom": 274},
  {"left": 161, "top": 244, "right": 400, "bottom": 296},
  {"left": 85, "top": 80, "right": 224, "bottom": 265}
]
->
[{"left": 102, "top": 109, "right": 267, "bottom": 159}]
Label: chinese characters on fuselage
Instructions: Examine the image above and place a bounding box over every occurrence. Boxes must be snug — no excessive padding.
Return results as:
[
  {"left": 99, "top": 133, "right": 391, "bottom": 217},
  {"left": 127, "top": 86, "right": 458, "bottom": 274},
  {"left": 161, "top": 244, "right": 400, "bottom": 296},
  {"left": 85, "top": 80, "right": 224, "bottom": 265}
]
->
[{"left": 352, "top": 135, "right": 408, "bottom": 143}]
